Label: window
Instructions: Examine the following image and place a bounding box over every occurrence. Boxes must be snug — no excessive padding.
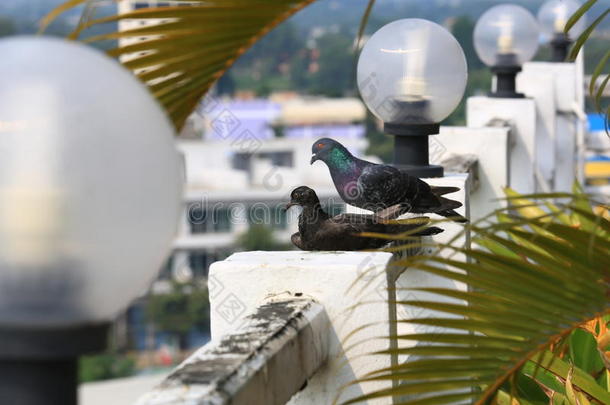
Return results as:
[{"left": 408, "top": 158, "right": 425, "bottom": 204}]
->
[
  {"left": 158, "top": 255, "right": 173, "bottom": 280},
  {"left": 188, "top": 207, "right": 208, "bottom": 234},
  {"left": 134, "top": 2, "right": 150, "bottom": 9},
  {"left": 188, "top": 253, "right": 209, "bottom": 278},
  {"left": 188, "top": 206, "right": 232, "bottom": 234},
  {"left": 232, "top": 153, "right": 252, "bottom": 171},
  {"left": 247, "top": 205, "right": 287, "bottom": 230},
  {"left": 258, "top": 151, "right": 293, "bottom": 167},
  {"left": 272, "top": 207, "right": 287, "bottom": 230},
  {"left": 213, "top": 209, "right": 232, "bottom": 233}
]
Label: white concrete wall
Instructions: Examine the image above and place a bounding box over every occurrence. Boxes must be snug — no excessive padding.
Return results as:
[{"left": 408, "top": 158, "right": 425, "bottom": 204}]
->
[
  {"left": 434, "top": 127, "right": 510, "bottom": 222},
  {"left": 518, "top": 62, "right": 585, "bottom": 193},
  {"left": 208, "top": 175, "right": 470, "bottom": 404},
  {"left": 467, "top": 97, "right": 537, "bottom": 195},
  {"left": 209, "top": 251, "right": 397, "bottom": 404}
]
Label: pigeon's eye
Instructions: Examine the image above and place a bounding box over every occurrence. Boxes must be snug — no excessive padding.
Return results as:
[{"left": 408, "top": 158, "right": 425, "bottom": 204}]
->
[{"left": 317, "top": 143, "right": 324, "bottom": 149}]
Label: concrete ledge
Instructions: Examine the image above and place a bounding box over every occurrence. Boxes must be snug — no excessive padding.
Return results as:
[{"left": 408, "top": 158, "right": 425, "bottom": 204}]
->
[{"left": 136, "top": 297, "right": 329, "bottom": 405}]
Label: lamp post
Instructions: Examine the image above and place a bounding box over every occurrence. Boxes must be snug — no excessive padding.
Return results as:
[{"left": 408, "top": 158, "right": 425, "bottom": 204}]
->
[
  {"left": 474, "top": 4, "right": 540, "bottom": 98},
  {"left": 356, "top": 19, "right": 467, "bottom": 178},
  {"left": 538, "top": 0, "right": 587, "bottom": 62},
  {"left": 0, "top": 36, "right": 182, "bottom": 405}
]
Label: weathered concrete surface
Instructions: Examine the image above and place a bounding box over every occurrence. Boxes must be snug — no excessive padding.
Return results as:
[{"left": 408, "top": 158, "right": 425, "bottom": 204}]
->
[
  {"left": 135, "top": 297, "right": 328, "bottom": 405},
  {"left": 209, "top": 252, "right": 397, "bottom": 404}
]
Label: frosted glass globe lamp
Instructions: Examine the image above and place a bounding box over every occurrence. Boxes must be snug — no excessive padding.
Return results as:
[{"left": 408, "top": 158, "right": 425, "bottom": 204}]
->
[
  {"left": 0, "top": 36, "right": 182, "bottom": 405},
  {"left": 474, "top": 4, "right": 540, "bottom": 98},
  {"left": 538, "top": 0, "right": 586, "bottom": 62},
  {"left": 357, "top": 19, "right": 467, "bottom": 178}
]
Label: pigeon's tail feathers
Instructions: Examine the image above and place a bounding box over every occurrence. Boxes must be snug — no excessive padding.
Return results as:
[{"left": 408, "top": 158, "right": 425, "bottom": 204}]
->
[
  {"left": 431, "top": 186, "right": 460, "bottom": 196},
  {"left": 414, "top": 226, "right": 444, "bottom": 236},
  {"left": 389, "top": 223, "right": 444, "bottom": 237},
  {"left": 409, "top": 226, "right": 444, "bottom": 236},
  {"left": 438, "top": 196, "right": 463, "bottom": 211},
  {"left": 437, "top": 209, "right": 468, "bottom": 223}
]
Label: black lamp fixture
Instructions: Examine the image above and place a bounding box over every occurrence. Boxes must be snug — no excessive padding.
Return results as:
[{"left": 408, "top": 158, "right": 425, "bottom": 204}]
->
[
  {"left": 357, "top": 19, "right": 468, "bottom": 178},
  {"left": 0, "top": 36, "right": 182, "bottom": 404},
  {"left": 538, "top": 0, "right": 587, "bottom": 62},
  {"left": 473, "top": 4, "right": 540, "bottom": 98}
]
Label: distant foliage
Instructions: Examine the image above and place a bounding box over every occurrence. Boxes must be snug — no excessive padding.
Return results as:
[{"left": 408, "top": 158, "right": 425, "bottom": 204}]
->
[
  {"left": 0, "top": 15, "right": 15, "bottom": 37},
  {"left": 236, "top": 224, "right": 292, "bottom": 251},
  {"left": 567, "top": 0, "right": 610, "bottom": 132},
  {"left": 79, "top": 353, "right": 135, "bottom": 383},
  {"left": 146, "top": 282, "right": 210, "bottom": 350}
]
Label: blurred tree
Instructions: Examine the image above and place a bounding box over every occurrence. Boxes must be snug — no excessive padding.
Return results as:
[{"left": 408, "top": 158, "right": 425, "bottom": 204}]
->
[
  {"left": 216, "top": 72, "right": 236, "bottom": 96},
  {"left": 146, "top": 282, "right": 210, "bottom": 351},
  {"left": 450, "top": 15, "right": 483, "bottom": 70},
  {"left": 312, "top": 31, "right": 354, "bottom": 96},
  {"left": 445, "top": 68, "right": 492, "bottom": 126},
  {"left": 237, "top": 224, "right": 291, "bottom": 251},
  {"left": 235, "top": 21, "right": 305, "bottom": 77},
  {"left": 364, "top": 112, "right": 393, "bottom": 163},
  {"left": 0, "top": 15, "right": 16, "bottom": 37},
  {"left": 290, "top": 49, "right": 312, "bottom": 91},
  {"left": 79, "top": 353, "right": 135, "bottom": 383}
]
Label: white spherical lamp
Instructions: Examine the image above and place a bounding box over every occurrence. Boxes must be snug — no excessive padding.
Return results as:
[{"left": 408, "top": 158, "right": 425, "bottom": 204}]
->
[
  {"left": 538, "top": 0, "right": 586, "bottom": 62},
  {"left": 357, "top": 19, "right": 467, "bottom": 177},
  {"left": 0, "top": 36, "right": 182, "bottom": 401},
  {"left": 474, "top": 4, "right": 540, "bottom": 97}
]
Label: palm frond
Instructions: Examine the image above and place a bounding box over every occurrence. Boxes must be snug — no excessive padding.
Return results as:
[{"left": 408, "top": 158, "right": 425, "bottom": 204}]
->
[
  {"left": 355, "top": 0, "right": 375, "bottom": 50},
  {"left": 43, "top": 0, "right": 317, "bottom": 130},
  {"left": 340, "top": 187, "right": 610, "bottom": 405},
  {"left": 567, "top": 0, "right": 610, "bottom": 132}
]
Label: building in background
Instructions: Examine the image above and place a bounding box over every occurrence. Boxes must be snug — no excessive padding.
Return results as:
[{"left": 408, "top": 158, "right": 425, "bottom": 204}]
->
[
  {"left": 585, "top": 113, "right": 610, "bottom": 200},
  {"left": 169, "top": 95, "right": 368, "bottom": 283},
  {"left": 114, "top": 0, "right": 371, "bottom": 355}
]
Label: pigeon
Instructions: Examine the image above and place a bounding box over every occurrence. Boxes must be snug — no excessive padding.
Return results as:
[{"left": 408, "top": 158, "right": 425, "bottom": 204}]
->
[
  {"left": 310, "top": 138, "right": 467, "bottom": 222},
  {"left": 285, "top": 186, "right": 443, "bottom": 251}
]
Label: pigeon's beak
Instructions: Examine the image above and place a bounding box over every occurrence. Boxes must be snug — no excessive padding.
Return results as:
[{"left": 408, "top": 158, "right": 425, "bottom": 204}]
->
[
  {"left": 284, "top": 201, "right": 298, "bottom": 211},
  {"left": 310, "top": 154, "right": 319, "bottom": 165}
]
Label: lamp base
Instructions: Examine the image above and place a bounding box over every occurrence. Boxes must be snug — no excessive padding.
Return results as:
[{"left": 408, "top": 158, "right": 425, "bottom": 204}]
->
[
  {"left": 384, "top": 122, "right": 444, "bottom": 178},
  {"left": 551, "top": 33, "right": 572, "bottom": 63},
  {"left": 392, "top": 163, "right": 444, "bottom": 178},
  {"left": 0, "top": 323, "right": 109, "bottom": 405},
  {"left": 0, "top": 358, "right": 78, "bottom": 405},
  {"left": 490, "top": 61, "right": 524, "bottom": 99},
  {"left": 488, "top": 90, "right": 525, "bottom": 99}
]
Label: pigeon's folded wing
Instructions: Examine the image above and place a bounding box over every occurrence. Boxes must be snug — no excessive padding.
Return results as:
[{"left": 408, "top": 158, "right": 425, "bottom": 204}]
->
[
  {"left": 357, "top": 165, "right": 405, "bottom": 209},
  {"left": 325, "top": 215, "right": 368, "bottom": 234}
]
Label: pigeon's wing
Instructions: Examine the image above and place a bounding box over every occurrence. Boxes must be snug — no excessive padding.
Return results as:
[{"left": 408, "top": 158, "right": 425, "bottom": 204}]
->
[
  {"left": 357, "top": 164, "right": 406, "bottom": 209},
  {"left": 328, "top": 214, "right": 369, "bottom": 230},
  {"left": 374, "top": 204, "right": 409, "bottom": 221}
]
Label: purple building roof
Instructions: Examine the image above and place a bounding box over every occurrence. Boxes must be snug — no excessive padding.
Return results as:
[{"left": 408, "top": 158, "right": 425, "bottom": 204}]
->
[{"left": 201, "top": 98, "right": 365, "bottom": 142}]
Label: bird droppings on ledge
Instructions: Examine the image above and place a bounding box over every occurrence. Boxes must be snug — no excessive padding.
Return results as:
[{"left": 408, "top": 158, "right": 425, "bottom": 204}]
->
[{"left": 136, "top": 296, "right": 329, "bottom": 405}]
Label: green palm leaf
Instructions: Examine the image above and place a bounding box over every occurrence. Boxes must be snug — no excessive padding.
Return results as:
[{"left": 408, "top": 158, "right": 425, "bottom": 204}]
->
[
  {"left": 340, "top": 189, "right": 610, "bottom": 405},
  {"left": 566, "top": 0, "right": 610, "bottom": 132},
  {"left": 43, "top": 0, "right": 317, "bottom": 130}
]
